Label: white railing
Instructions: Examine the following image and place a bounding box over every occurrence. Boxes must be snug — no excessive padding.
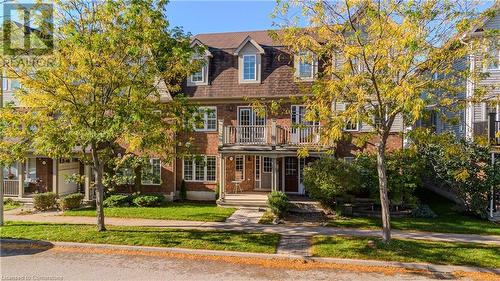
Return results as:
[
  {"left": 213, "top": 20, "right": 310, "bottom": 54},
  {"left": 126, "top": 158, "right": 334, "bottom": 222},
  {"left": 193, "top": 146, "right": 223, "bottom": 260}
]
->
[
  {"left": 224, "top": 125, "right": 270, "bottom": 145},
  {"left": 285, "top": 125, "right": 322, "bottom": 145},
  {"left": 219, "top": 120, "right": 323, "bottom": 147},
  {"left": 3, "top": 180, "right": 19, "bottom": 196}
]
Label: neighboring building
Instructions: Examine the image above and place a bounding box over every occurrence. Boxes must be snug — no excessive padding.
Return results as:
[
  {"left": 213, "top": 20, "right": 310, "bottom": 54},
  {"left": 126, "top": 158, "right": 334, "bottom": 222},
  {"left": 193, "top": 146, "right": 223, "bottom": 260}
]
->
[
  {"left": 432, "top": 5, "right": 500, "bottom": 220},
  {"left": 1, "top": 30, "right": 406, "bottom": 203}
]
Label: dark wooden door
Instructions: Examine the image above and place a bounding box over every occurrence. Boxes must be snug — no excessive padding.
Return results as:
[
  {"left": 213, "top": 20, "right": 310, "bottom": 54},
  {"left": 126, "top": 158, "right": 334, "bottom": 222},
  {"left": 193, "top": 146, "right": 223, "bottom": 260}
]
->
[{"left": 284, "top": 157, "right": 298, "bottom": 193}]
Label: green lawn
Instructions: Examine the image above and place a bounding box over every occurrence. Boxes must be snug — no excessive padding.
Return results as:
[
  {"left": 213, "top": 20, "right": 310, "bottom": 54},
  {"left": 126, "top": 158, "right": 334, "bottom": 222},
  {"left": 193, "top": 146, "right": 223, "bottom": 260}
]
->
[
  {"left": 312, "top": 235, "right": 500, "bottom": 269},
  {"left": 0, "top": 221, "right": 280, "bottom": 253},
  {"left": 63, "top": 203, "right": 236, "bottom": 222},
  {"left": 328, "top": 190, "right": 500, "bottom": 236}
]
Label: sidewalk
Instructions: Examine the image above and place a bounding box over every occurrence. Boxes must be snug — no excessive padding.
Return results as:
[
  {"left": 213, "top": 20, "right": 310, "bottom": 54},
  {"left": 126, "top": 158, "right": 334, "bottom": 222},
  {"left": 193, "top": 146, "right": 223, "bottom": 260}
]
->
[
  {"left": 1, "top": 239, "right": 499, "bottom": 275},
  {"left": 4, "top": 212, "right": 500, "bottom": 245}
]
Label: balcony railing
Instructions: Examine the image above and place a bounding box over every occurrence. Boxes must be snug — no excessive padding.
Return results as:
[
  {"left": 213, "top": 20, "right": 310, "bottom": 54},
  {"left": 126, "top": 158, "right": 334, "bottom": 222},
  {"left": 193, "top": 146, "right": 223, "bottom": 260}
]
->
[
  {"left": 490, "top": 120, "right": 500, "bottom": 146},
  {"left": 3, "top": 180, "right": 19, "bottom": 196},
  {"left": 218, "top": 119, "right": 323, "bottom": 147}
]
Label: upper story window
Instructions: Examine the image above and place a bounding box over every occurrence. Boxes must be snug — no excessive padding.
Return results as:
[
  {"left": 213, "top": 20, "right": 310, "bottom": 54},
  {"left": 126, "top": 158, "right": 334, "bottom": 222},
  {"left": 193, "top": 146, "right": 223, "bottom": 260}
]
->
[
  {"left": 298, "top": 52, "right": 313, "bottom": 78},
  {"left": 191, "top": 66, "right": 204, "bottom": 83},
  {"left": 243, "top": 55, "right": 257, "bottom": 81},
  {"left": 234, "top": 36, "right": 264, "bottom": 84},
  {"left": 486, "top": 40, "right": 499, "bottom": 70},
  {"left": 195, "top": 106, "right": 217, "bottom": 131},
  {"left": 294, "top": 51, "right": 317, "bottom": 81},
  {"left": 187, "top": 39, "right": 212, "bottom": 87}
]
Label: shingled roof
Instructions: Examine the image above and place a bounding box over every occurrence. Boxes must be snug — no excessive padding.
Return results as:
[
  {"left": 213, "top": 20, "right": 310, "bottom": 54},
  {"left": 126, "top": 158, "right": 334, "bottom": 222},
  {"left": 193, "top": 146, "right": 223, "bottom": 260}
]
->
[{"left": 193, "top": 30, "right": 281, "bottom": 49}]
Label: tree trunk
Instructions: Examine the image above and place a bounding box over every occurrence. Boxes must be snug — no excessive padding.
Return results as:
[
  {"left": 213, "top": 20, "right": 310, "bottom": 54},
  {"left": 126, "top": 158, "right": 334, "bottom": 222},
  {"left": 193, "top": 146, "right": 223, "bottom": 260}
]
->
[
  {"left": 91, "top": 146, "right": 106, "bottom": 231},
  {"left": 376, "top": 136, "right": 391, "bottom": 242}
]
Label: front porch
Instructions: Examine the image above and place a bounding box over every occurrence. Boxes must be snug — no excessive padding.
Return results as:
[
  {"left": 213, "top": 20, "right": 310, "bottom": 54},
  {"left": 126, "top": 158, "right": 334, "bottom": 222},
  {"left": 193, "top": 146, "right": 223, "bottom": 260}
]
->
[
  {"left": 2, "top": 156, "right": 94, "bottom": 202},
  {"left": 217, "top": 153, "right": 318, "bottom": 207}
]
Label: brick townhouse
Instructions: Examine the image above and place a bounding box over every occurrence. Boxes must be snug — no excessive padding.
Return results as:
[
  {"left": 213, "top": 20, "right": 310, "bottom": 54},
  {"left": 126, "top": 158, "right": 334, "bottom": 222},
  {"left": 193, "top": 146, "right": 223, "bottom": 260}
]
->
[{"left": 2, "top": 29, "right": 405, "bottom": 203}]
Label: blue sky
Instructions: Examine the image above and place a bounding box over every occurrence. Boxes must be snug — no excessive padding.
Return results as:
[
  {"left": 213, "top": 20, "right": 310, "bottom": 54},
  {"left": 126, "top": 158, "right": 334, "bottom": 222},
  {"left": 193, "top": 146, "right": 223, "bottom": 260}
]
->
[{"left": 167, "top": 0, "right": 278, "bottom": 35}]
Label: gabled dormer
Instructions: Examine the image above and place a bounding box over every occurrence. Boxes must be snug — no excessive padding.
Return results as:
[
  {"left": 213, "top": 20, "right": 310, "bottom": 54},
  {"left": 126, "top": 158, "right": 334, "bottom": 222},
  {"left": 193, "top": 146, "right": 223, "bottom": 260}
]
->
[
  {"left": 233, "top": 36, "right": 265, "bottom": 84},
  {"left": 187, "top": 39, "right": 212, "bottom": 87}
]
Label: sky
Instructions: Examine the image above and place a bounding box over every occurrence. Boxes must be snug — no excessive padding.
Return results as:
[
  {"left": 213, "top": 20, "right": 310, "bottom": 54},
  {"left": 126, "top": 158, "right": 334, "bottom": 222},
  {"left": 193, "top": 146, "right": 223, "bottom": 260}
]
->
[{"left": 167, "top": 0, "right": 279, "bottom": 35}]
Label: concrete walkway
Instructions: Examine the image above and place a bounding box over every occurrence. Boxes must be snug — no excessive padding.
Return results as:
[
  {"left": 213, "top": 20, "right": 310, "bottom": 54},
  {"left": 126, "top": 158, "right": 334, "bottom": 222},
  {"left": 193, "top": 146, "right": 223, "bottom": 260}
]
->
[
  {"left": 225, "top": 208, "right": 264, "bottom": 224},
  {"left": 4, "top": 212, "right": 500, "bottom": 245}
]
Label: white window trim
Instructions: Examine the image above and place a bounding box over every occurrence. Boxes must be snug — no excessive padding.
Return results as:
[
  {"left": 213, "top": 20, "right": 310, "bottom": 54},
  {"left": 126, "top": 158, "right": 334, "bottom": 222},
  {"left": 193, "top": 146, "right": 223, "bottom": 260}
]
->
[
  {"left": 190, "top": 67, "right": 204, "bottom": 83},
  {"left": 242, "top": 54, "right": 257, "bottom": 81},
  {"left": 294, "top": 51, "right": 317, "bottom": 81},
  {"left": 182, "top": 155, "right": 217, "bottom": 183},
  {"left": 344, "top": 120, "right": 359, "bottom": 132},
  {"left": 235, "top": 155, "right": 245, "bottom": 182},
  {"left": 194, "top": 106, "right": 217, "bottom": 132},
  {"left": 141, "top": 158, "right": 161, "bottom": 186}
]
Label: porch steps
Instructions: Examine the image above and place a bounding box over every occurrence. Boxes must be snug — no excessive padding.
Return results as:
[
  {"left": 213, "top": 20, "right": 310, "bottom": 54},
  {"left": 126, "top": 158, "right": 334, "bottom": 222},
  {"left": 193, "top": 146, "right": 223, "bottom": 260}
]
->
[
  {"left": 288, "top": 201, "right": 325, "bottom": 214},
  {"left": 217, "top": 193, "right": 268, "bottom": 208}
]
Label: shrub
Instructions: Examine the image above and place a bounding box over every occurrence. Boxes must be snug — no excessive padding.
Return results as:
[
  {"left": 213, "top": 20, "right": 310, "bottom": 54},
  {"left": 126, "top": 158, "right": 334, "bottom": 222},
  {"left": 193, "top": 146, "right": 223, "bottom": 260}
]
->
[
  {"left": 33, "top": 192, "right": 58, "bottom": 211},
  {"left": 411, "top": 204, "right": 437, "bottom": 218},
  {"left": 132, "top": 194, "right": 166, "bottom": 207},
  {"left": 103, "top": 194, "right": 132, "bottom": 207},
  {"left": 353, "top": 149, "right": 422, "bottom": 208},
  {"left": 3, "top": 198, "right": 15, "bottom": 205},
  {"left": 267, "top": 191, "right": 289, "bottom": 218},
  {"left": 411, "top": 129, "right": 500, "bottom": 217},
  {"left": 60, "top": 193, "right": 84, "bottom": 211},
  {"left": 215, "top": 183, "right": 220, "bottom": 200},
  {"left": 303, "top": 157, "right": 361, "bottom": 208},
  {"left": 180, "top": 180, "right": 187, "bottom": 201}
]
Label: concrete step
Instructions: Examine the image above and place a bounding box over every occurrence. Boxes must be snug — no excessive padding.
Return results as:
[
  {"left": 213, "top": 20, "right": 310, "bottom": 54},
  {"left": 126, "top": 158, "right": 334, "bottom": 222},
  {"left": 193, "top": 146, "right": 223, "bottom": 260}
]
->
[
  {"left": 289, "top": 201, "right": 325, "bottom": 214},
  {"left": 217, "top": 199, "right": 268, "bottom": 208}
]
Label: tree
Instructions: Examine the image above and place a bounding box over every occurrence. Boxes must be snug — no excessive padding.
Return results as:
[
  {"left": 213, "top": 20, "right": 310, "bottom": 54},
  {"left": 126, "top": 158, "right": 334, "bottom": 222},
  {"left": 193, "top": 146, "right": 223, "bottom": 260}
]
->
[
  {"left": 272, "top": 0, "right": 487, "bottom": 242},
  {"left": 2, "top": 0, "right": 199, "bottom": 231}
]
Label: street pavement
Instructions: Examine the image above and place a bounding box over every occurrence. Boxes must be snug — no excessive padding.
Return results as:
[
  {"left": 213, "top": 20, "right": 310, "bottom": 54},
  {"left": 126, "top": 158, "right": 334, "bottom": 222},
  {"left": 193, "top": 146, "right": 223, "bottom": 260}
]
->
[{"left": 0, "top": 244, "right": 456, "bottom": 281}]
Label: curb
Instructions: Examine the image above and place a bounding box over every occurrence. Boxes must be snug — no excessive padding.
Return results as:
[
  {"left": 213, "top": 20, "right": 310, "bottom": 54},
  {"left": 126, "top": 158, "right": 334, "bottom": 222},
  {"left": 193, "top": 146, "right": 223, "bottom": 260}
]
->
[{"left": 2, "top": 239, "right": 499, "bottom": 275}]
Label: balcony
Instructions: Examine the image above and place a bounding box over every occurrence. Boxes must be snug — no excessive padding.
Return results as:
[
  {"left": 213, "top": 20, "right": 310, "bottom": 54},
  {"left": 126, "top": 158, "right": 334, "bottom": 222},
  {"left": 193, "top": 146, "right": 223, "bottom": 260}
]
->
[
  {"left": 474, "top": 113, "right": 500, "bottom": 147},
  {"left": 218, "top": 119, "right": 323, "bottom": 148}
]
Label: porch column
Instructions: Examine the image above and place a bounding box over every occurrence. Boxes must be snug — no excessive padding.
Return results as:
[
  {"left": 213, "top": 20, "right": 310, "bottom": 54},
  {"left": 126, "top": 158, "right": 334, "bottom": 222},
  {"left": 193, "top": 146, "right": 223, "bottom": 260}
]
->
[
  {"left": 84, "top": 164, "right": 92, "bottom": 201},
  {"left": 220, "top": 156, "right": 226, "bottom": 200},
  {"left": 271, "top": 119, "right": 277, "bottom": 146},
  {"left": 271, "top": 157, "right": 277, "bottom": 191},
  {"left": 17, "top": 161, "right": 24, "bottom": 198},
  {"left": 218, "top": 119, "right": 224, "bottom": 147},
  {"left": 52, "top": 158, "right": 58, "bottom": 195}
]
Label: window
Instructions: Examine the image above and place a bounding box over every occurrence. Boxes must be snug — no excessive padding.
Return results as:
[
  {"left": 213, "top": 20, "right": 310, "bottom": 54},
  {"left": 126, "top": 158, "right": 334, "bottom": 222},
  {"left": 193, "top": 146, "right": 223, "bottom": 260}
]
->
[
  {"left": 255, "top": 156, "right": 260, "bottom": 181},
  {"left": 195, "top": 107, "right": 217, "bottom": 131},
  {"left": 25, "top": 158, "right": 37, "bottom": 183},
  {"left": 3, "top": 163, "right": 18, "bottom": 180},
  {"left": 141, "top": 158, "right": 161, "bottom": 185},
  {"left": 298, "top": 51, "right": 313, "bottom": 78},
  {"left": 183, "top": 155, "right": 216, "bottom": 182},
  {"left": 10, "top": 79, "right": 20, "bottom": 89},
  {"left": 344, "top": 119, "right": 359, "bottom": 131},
  {"left": 243, "top": 55, "right": 256, "bottom": 81},
  {"left": 487, "top": 40, "right": 499, "bottom": 70},
  {"left": 235, "top": 155, "right": 244, "bottom": 181},
  {"left": 191, "top": 68, "right": 203, "bottom": 82},
  {"left": 285, "top": 158, "right": 296, "bottom": 176},
  {"left": 263, "top": 157, "right": 272, "bottom": 173}
]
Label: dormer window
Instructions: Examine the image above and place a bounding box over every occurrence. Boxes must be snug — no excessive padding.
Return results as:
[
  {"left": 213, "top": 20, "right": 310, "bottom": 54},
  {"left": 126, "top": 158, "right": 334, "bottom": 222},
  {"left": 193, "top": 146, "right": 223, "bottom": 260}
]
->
[
  {"left": 243, "top": 55, "right": 257, "bottom": 81},
  {"left": 188, "top": 39, "right": 212, "bottom": 87},
  {"left": 191, "top": 67, "right": 204, "bottom": 83},
  {"left": 234, "top": 36, "right": 264, "bottom": 84},
  {"left": 298, "top": 52, "right": 313, "bottom": 78},
  {"left": 294, "top": 51, "right": 317, "bottom": 81}
]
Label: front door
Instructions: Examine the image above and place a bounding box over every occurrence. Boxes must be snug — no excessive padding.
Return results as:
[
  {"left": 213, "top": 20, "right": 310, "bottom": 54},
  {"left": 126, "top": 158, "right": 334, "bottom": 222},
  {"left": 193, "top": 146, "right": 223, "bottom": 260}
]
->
[
  {"left": 255, "top": 156, "right": 272, "bottom": 190},
  {"left": 284, "top": 157, "right": 298, "bottom": 193}
]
